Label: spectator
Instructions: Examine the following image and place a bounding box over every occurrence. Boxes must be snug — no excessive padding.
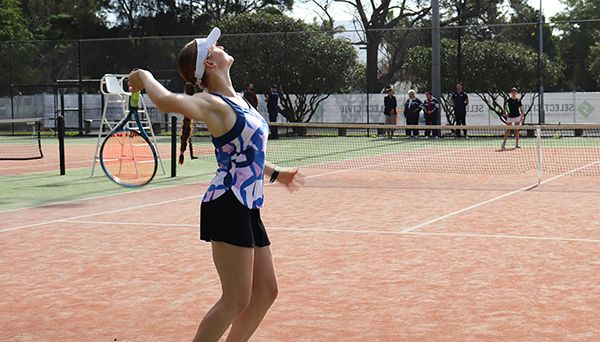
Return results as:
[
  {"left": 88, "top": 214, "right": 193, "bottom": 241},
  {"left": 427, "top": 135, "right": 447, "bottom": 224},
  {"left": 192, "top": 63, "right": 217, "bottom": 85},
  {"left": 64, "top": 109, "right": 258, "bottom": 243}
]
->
[
  {"left": 383, "top": 87, "right": 397, "bottom": 138},
  {"left": 264, "top": 84, "right": 279, "bottom": 139},
  {"left": 422, "top": 91, "right": 440, "bottom": 139},
  {"left": 243, "top": 83, "right": 258, "bottom": 109},
  {"left": 452, "top": 82, "right": 469, "bottom": 138},
  {"left": 403, "top": 89, "right": 422, "bottom": 138}
]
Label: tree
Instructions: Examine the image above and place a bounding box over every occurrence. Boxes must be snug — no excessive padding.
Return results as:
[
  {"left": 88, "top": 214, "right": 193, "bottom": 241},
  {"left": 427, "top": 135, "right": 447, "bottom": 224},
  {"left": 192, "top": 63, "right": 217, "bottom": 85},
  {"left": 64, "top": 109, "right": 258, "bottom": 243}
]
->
[
  {"left": 15, "top": 0, "right": 110, "bottom": 85},
  {"left": 218, "top": 11, "right": 362, "bottom": 122},
  {"left": 200, "top": 0, "right": 294, "bottom": 21},
  {"left": 0, "top": 0, "right": 35, "bottom": 41},
  {"left": 406, "top": 37, "right": 563, "bottom": 123},
  {"left": 588, "top": 32, "right": 600, "bottom": 85},
  {"left": 497, "top": 0, "right": 557, "bottom": 59},
  {"left": 553, "top": 0, "right": 600, "bottom": 91},
  {"left": 109, "top": 0, "right": 189, "bottom": 35},
  {"left": 323, "top": 0, "right": 505, "bottom": 93},
  {"left": 299, "top": 0, "right": 337, "bottom": 30},
  {"left": 333, "top": 0, "right": 430, "bottom": 92},
  {"left": 0, "top": 0, "right": 37, "bottom": 95},
  {"left": 105, "top": 0, "right": 293, "bottom": 35},
  {"left": 19, "top": 0, "right": 110, "bottom": 38}
]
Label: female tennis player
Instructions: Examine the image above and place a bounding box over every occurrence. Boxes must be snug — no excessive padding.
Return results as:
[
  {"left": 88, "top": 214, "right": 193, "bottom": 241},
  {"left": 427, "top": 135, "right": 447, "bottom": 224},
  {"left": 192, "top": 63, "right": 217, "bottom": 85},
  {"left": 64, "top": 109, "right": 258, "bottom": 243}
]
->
[
  {"left": 127, "top": 27, "right": 304, "bottom": 342},
  {"left": 501, "top": 87, "right": 525, "bottom": 149}
]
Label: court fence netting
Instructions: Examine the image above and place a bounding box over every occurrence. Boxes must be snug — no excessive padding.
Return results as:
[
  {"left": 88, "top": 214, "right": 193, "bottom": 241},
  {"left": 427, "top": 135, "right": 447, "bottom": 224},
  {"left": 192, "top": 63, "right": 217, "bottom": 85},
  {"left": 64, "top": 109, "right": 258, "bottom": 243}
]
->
[
  {"left": 188, "top": 123, "right": 600, "bottom": 180},
  {"left": 0, "top": 118, "right": 43, "bottom": 160}
]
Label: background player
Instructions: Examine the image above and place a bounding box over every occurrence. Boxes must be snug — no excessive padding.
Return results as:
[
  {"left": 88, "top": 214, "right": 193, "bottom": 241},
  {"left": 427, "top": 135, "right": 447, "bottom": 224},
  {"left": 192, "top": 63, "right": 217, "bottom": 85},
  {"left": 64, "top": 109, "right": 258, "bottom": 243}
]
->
[{"left": 502, "top": 87, "right": 525, "bottom": 148}]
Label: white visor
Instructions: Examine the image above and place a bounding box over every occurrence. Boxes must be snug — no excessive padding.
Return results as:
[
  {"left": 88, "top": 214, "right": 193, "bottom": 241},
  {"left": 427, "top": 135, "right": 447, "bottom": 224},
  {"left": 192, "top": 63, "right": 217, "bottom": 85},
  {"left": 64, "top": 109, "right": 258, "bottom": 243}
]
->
[{"left": 194, "top": 27, "right": 221, "bottom": 81}]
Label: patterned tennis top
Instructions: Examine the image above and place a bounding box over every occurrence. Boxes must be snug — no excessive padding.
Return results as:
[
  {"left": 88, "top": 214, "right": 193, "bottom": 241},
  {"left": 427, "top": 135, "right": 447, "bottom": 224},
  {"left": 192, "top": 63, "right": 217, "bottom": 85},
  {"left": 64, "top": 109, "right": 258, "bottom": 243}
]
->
[{"left": 202, "top": 94, "right": 269, "bottom": 209}]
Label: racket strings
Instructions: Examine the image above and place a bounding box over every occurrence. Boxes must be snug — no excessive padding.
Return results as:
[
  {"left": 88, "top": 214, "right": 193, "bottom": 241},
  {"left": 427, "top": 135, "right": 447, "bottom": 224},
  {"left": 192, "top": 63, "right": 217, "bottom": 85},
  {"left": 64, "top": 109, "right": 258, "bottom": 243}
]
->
[{"left": 102, "top": 131, "right": 156, "bottom": 186}]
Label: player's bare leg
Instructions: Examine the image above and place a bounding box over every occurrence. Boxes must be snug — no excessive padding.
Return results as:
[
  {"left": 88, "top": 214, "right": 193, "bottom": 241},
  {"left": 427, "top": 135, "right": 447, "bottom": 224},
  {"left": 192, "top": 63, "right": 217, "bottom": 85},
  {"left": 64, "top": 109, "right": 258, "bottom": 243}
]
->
[
  {"left": 192, "top": 241, "right": 254, "bottom": 342},
  {"left": 502, "top": 122, "right": 513, "bottom": 148},
  {"left": 226, "top": 245, "right": 278, "bottom": 342}
]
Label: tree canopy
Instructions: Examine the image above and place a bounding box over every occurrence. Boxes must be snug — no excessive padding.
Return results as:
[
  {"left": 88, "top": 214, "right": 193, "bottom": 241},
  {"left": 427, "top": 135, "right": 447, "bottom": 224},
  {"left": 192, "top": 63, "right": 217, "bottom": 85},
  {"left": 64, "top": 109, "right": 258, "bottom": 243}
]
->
[
  {"left": 553, "top": 0, "right": 600, "bottom": 91},
  {"left": 406, "top": 37, "right": 563, "bottom": 123},
  {"left": 0, "top": 0, "right": 37, "bottom": 94},
  {"left": 2, "top": 0, "right": 600, "bottom": 106},
  {"left": 219, "top": 11, "right": 362, "bottom": 122},
  {"left": 0, "top": 0, "right": 35, "bottom": 41}
]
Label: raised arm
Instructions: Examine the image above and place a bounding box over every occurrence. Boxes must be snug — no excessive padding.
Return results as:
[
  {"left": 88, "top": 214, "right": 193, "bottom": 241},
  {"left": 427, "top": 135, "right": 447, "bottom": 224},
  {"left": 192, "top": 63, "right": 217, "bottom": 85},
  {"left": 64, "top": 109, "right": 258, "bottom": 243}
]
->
[
  {"left": 127, "top": 69, "right": 217, "bottom": 123},
  {"left": 127, "top": 69, "right": 236, "bottom": 136}
]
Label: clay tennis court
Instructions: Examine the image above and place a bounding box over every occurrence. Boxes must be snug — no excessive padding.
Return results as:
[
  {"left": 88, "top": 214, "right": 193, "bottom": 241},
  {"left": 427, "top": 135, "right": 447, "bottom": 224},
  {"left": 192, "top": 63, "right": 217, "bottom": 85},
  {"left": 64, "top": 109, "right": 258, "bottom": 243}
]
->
[{"left": 2, "top": 140, "right": 600, "bottom": 341}]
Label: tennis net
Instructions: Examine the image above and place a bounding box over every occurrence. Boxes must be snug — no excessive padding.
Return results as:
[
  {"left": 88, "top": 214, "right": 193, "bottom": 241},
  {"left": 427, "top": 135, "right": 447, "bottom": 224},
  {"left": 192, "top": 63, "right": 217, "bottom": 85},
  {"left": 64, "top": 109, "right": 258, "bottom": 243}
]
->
[
  {"left": 0, "top": 118, "right": 44, "bottom": 160},
  {"left": 189, "top": 123, "right": 600, "bottom": 179}
]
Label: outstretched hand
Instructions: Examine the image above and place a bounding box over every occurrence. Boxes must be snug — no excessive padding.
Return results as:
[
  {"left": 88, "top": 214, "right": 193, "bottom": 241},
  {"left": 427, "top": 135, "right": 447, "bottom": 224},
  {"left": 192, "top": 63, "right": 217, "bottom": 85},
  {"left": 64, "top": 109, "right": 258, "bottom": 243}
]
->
[{"left": 275, "top": 168, "right": 305, "bottom": 193}]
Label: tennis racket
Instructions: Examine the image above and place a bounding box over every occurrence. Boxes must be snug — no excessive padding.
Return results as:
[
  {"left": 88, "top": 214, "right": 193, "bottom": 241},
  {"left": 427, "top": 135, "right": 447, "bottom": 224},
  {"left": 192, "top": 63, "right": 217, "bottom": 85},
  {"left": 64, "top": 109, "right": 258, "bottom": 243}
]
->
[{"left": 99, "top": 91, "right": 158, "bottom": 187}]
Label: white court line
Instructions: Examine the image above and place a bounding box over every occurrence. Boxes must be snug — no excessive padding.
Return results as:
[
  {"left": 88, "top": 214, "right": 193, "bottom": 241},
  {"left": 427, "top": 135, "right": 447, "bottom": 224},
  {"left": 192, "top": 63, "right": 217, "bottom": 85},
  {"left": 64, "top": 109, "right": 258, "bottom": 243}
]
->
[
  {"left": 61, "top": 220, "right": 198, "bottom": 228},
  {"left": 0, "top": 194, "right": 204, "bottom": 233},
  {"left": 3, "top": 154, "right": 598, "bottom": 239},
  {"left": 56, "top": 221, "right": 600, "bottom": 243},
  {"left": 401, "top": 159, "right": 600, "bottom": 233},
  {"left": 0, "top": 178, "right": 211, "bottom": 214},
  {"left": 399, "top": 182, "right": 541, "bottom": 233},
  {"left": 0, "top": 159, "right": 90, "bottom": 173},
  {"left": 268, "top": 226, "right": 600, "bottom": 243}
]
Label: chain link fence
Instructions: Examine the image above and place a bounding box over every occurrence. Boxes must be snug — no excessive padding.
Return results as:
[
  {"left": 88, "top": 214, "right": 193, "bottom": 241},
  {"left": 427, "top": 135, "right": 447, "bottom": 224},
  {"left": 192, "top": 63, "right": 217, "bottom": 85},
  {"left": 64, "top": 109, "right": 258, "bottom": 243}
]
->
[{"left": 0, "top": 22, "right": 592, "bottom": 129}]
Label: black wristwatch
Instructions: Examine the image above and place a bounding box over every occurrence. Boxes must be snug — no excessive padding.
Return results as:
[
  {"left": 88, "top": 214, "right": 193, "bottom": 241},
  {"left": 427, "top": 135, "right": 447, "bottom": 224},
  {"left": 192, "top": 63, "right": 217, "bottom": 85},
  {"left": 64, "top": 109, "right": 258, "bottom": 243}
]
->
[{"left": 270, "top": 166, "right": 280, "bottom": 183}]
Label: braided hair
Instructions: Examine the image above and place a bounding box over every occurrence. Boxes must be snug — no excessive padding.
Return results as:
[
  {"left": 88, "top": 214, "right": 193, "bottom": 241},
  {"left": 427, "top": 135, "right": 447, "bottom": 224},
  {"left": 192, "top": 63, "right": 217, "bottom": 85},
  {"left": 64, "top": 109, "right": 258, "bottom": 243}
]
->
[{"left": 176, "top": 40, "right": 212, "bottom": 165}]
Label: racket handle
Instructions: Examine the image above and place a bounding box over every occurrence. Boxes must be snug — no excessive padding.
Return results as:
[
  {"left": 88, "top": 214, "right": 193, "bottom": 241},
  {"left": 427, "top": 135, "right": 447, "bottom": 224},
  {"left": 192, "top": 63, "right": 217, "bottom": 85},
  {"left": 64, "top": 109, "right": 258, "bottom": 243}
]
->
[{"left": 130, "top": 92, "right": 140, "bottom": 108}]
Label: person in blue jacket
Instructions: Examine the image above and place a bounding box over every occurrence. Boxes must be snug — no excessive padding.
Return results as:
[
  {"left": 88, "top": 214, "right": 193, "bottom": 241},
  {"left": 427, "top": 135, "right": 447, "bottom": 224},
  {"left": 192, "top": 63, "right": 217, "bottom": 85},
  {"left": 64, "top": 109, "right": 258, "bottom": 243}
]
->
[
  {"left": 422, "top": 91, "right": 440, "bottom": 138},
  {"left": 403, "top": 89, "right": 422, "bottom": 138}
]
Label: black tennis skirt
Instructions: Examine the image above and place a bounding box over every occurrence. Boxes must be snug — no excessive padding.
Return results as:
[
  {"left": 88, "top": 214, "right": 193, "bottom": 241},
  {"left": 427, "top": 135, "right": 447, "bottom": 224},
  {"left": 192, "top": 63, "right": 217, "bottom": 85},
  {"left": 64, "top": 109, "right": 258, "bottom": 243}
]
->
[{"left": 200, "top": 190, "right": 271, "bottom": 248}]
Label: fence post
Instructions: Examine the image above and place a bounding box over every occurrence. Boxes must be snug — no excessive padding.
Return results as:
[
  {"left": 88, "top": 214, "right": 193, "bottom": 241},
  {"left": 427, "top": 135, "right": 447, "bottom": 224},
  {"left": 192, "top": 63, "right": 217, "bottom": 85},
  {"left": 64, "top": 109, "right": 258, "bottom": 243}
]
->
[
  {"left": 10, "top": 42, "right": 14, "bottom": 120},
  {"left": 78, "top": 40, "right": 84, "bottom": 135}
]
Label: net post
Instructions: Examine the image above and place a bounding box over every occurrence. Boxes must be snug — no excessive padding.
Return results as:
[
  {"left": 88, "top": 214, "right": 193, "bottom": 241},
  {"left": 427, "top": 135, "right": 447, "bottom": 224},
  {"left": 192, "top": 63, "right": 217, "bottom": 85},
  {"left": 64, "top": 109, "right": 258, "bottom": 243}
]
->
[
  {"left": 536, "top": 125, "right": 542, "bottom": 183},
  {"left": 58, "top": 116, "right": 66, "bottom": 175},
  {"left": 171, "top": 115, "right": 177, "bottom": 177},
  {"left": 36, "top": 120, "right": 43, "bottom": 159}
]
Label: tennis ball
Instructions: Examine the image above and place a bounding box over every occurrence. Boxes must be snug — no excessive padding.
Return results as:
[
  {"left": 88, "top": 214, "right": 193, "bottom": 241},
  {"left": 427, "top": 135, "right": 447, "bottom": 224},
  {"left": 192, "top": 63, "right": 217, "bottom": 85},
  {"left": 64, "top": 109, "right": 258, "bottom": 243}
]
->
[
  {"left": 553, "top": 130, "right": 562, "bottom": 139},
  {"left": 130, "top": 92, "right": 140, "bottom": 107}
]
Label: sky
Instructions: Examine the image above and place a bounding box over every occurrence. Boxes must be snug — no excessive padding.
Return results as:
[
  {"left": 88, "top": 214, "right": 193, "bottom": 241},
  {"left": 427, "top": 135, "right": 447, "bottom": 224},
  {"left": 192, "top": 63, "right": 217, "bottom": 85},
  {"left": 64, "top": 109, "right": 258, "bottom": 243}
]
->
[{"left": 289, "top": 0, "right": 568, "bottom": 23}]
